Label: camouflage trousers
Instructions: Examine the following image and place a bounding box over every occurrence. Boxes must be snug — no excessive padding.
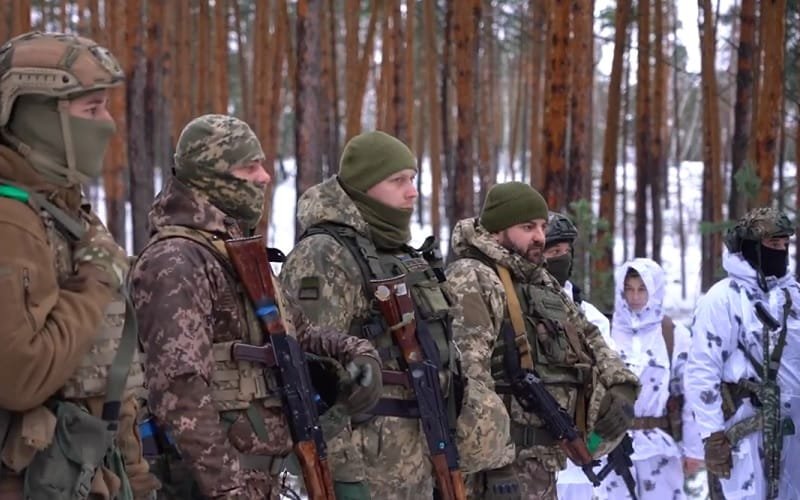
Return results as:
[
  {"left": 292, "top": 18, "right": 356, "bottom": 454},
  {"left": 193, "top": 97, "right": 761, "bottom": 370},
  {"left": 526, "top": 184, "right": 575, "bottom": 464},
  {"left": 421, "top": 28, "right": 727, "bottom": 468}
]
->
[
  {"left": 467, "top": 457, "right": 557, "bottom": 500},
  {"left": 148, "top": 453, "right": 280, "bottom": 499}
]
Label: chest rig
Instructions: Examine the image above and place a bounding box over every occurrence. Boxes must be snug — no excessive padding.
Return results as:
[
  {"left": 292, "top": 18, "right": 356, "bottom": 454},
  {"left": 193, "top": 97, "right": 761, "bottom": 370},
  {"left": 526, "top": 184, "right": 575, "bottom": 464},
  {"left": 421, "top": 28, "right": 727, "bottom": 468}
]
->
[
  {"left": 138, "top": 226, "right": 284, "bottom": 414},
  {"left": 301, "top": 223, "right": 460, "bottom": 415}
]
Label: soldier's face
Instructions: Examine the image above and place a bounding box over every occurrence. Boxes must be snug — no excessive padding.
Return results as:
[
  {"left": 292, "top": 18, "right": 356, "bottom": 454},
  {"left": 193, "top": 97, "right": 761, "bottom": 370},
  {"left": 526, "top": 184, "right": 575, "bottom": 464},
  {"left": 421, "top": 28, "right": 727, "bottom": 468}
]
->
[
  {"left": 543, "top": 242, "right": 571, "bottom": 260},
  {"left": 68, "top": 89, "right": 112, "bottom": 121},
  {"left": 231, "top": 160, "right": 271, "bottom": 187},
  {"left": 366, "top": 169, "right": 418, "bottom": 210},
  {"left": 623, "top": 276, "right": 649, "bottom": 312},
  {"left": 762, "top": 236, "right": 789, "bottom": 251},
  {"left": 496, "top": 219, "right": 547, "bottom": 264}
]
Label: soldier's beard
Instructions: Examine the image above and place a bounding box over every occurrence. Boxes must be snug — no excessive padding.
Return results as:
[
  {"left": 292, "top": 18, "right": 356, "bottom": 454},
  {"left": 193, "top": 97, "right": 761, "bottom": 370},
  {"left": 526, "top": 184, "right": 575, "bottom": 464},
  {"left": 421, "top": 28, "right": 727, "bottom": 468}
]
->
[{"left": 499, "top": 233, "right": 545, "bottom": 265}]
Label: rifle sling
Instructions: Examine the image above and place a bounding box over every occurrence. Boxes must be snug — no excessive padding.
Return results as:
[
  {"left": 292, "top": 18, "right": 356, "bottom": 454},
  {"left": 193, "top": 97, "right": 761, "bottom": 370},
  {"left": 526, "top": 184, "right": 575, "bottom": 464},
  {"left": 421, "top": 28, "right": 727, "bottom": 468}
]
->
[{"left": 496, "top": 266, "right": 534, "bottom": 371}]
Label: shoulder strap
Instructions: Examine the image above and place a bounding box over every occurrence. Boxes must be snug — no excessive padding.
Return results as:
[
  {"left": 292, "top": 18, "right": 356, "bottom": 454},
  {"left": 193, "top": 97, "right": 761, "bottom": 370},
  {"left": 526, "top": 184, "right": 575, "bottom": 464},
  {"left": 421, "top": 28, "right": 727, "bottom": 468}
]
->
[
  {"left": 496, "top": 265, "right": 534, "bottom": 372},
  {"left": 661, "top": 315, "right": 675, "bottom": 363},
  {"left": 0, "top": 179, "right": 86, "bottom": 241}
]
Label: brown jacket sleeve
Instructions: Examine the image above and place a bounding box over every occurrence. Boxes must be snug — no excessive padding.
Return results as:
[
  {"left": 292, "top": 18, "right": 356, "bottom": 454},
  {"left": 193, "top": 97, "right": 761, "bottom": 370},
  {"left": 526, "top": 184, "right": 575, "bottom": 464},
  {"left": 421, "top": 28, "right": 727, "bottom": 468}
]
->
[{"left": 0, "top": 199, "right": 114, "bottom": 411}]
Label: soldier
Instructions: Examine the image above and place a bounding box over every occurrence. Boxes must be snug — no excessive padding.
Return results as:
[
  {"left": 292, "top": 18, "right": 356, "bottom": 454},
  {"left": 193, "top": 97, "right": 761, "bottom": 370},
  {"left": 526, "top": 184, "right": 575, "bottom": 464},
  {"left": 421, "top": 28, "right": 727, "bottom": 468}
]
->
[
  {"left": 602, "top": 258, "right": 699, "bottom": 500},
  {"left": 446, "top": 181, "right": 640, "bottom": 499},
  {"left": 129, "top": 114, "right": 383, "bottom": 499},
  {"left": 0, "top": 32, "right": 158, "bottom": 499},
  {"left": 544, "top": 212, "right": 613, "bottom": 500},
  {"left": 685, "top": 207, "right": 800, "bottom": 500},
  {"left": 280, "top": 130, "right": 514, "bottom": 499}
]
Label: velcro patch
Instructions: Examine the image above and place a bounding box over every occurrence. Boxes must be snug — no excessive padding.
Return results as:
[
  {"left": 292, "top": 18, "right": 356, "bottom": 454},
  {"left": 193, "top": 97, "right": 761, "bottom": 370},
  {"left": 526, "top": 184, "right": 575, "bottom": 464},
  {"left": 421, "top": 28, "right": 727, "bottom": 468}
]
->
[{"left": 298, "top": 276, "right": 320, "bottom": 300}]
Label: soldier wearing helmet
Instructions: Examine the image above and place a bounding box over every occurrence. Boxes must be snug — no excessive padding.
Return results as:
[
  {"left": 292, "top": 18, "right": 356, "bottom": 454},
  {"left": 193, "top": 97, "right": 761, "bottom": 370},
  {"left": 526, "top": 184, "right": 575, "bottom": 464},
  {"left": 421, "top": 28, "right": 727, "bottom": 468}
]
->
[
  {"left": 543, "top": 214, "right": 617, "bottom": 500},
  {"left": 0, "top": 32, "right": 158, "bottom": 499},
  {"left": 685, "top": 207, "right": 800, "bottom": 499},
  {"left": 129, "top": 115, "right": 382, "bottom": 499}
]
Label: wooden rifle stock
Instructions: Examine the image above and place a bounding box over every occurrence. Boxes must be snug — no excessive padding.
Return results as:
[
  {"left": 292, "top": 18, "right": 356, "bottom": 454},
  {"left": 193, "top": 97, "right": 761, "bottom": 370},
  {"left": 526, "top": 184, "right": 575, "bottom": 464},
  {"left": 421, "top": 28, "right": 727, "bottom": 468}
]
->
[
  {"left": 225, "top": 236, "right": 335, "bottom": 500},
  {"left": 372, "top": 275, "right": 466, "bottom": 500}
]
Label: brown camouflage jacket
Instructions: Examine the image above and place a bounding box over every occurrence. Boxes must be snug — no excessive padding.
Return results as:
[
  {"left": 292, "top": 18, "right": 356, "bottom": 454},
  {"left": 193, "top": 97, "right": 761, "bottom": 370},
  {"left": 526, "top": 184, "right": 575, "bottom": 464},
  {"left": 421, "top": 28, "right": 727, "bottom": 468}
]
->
[
  {"left": 445, "top": 218, "right": 639, "bottom": 469},
  {"left": 130, "top": 177, "right": 378, "bottom": 498},
  {"left": 0, "top": 145, "right": 157, "bottom": 498}
]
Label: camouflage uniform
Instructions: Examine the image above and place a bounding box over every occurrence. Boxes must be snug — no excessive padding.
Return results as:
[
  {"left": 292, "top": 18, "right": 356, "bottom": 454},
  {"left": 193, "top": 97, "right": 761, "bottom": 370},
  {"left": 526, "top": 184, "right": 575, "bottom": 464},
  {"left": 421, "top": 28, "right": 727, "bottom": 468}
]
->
[
  {"left": 130, "top": 116, "right": 379, "bottom": 499},
  {"left": 280, "top": 173, "right": 514, "bottom": 499},
  {"left": 445, "top": 218, "right": 640, "bottom": 499},
  {"left": 0, "top": 32, "right": 157, "bottom": 500}
]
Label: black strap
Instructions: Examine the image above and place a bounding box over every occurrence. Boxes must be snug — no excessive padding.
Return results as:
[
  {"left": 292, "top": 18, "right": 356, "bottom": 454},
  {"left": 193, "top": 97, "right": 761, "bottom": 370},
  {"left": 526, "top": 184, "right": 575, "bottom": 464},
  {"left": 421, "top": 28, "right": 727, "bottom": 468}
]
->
[{"left": 368, "top": 398, "right": 420, "bottom": 418}]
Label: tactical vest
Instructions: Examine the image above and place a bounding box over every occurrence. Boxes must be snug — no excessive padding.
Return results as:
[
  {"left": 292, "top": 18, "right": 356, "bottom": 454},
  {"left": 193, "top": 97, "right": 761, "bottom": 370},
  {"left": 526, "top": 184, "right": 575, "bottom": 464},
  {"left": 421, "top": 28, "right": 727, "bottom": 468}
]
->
[
  {"left": 0, "top": 180, "right": 142, "bottom": 499},
  {"left": 301, "top": 223, "right": 459, "bottom": 412},
  {"left": 463, "top": 250, "right": 594, "bottom": 448},
  {"left": 136, "top": 226, "right": 281, "bottom": 414}
]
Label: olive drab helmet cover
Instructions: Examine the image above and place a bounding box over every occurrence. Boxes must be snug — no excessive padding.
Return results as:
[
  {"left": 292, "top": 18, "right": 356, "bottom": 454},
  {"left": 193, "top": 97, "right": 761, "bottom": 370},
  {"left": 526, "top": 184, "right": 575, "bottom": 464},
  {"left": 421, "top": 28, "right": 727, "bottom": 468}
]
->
[
  {"left": 724, "top": 207, "right": 794, "bottom": 253},
  {"left": 545, "top": 211, "right": 579, "bottom": 248},
  {"left": 0, "top": 31, "right": 124, "bottom": 128}
]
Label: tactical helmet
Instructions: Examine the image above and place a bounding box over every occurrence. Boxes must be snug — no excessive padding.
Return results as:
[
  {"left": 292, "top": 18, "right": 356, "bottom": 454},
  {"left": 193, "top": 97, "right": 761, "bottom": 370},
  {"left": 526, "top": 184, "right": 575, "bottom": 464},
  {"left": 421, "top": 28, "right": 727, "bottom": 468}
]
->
[
  {"left": 0, "top": 31, "right": 123, "bottom": 127},
  {"left": 724, "top": 207, "right": 794, "bottom": 253},
  {"left": 545, "top": 211, "right": 578, "bottom": 248}
]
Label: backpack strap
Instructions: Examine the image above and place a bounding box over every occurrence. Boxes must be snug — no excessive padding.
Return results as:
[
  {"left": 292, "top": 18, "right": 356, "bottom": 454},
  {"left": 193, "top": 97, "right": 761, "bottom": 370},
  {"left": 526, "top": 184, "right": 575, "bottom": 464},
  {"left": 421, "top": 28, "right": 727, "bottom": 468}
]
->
[
  {"left": 661, "top": 315, "right": 675, "bottom": 364},
  {"left": 0, "top": 179, "right": 85, "bottom": 241}
]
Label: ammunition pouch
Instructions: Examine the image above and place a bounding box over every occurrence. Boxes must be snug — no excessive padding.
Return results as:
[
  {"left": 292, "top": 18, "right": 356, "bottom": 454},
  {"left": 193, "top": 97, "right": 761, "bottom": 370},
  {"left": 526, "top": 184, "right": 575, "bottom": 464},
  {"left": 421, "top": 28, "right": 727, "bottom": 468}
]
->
[
  {"left": 23, "top": 401, "right": 116, "bottom": 500},
  {"left": 483, "top": 465, "right": 522, "bottom": 500}
]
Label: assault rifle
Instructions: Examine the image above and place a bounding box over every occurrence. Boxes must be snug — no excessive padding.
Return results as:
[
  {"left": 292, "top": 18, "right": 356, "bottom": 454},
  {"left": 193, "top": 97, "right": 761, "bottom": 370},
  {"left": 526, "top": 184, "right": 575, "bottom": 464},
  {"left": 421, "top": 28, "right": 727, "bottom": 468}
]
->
[
  {"left": 226, "top": 236, "right": 335, "bottom": 500},
  {"left": 594, "top": 434, "right": 638, "bottom": 500},
  {"left": 500, "top": 322, "right": 601, "bottom": 486},
  {"left": 754, "top": 299, "right": 788, "bottom": 500},
  {"left": 371, "top": 275, "right": 467, "bottom": 500}
]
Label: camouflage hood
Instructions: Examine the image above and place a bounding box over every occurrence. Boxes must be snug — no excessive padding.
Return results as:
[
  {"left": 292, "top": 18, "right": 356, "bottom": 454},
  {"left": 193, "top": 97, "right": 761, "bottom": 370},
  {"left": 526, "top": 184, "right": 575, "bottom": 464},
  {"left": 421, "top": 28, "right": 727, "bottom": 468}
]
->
[
  {"left": 450, "top": 217, "right": 541, "bottom": 282},
  {"left": 296, "top": 175, "right": 370, "bottom": 236},
  {"left": 148, "top": 176, "right": 245, "bottom": 239}
]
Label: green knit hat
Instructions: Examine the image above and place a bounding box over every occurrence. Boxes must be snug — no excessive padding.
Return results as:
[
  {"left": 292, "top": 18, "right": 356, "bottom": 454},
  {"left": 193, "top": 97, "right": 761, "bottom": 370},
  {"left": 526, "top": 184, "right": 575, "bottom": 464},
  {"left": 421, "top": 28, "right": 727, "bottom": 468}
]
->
[
  {"left": 480, "top": 182, "right": 549, "bottom": 233},
  {"left": 338, "top": 130, "right": 417, "bottom": 192}
]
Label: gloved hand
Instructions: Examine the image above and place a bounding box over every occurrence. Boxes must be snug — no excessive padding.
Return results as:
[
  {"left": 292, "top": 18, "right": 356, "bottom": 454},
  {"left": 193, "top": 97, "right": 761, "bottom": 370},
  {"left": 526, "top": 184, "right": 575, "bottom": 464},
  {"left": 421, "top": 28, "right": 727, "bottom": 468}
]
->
[
  {"left": 594, "top": 384, "right": 636, "bottom": 439},
  {"left": 343, "top": 356, "right": 382, "bottom": 415},
  {"left": 703, "top": 431, "right": 732, "bottom": 478},
  {"left": 73, "top": 225, "right": 129, "bottom": 291}
]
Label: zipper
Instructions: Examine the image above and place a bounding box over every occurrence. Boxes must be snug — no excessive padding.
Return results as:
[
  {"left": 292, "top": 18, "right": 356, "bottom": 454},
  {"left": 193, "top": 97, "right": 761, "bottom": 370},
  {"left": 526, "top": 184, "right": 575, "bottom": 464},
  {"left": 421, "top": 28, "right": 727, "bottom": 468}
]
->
[{"left": 22, "top": 268, "right": 36, "bottom": 329}]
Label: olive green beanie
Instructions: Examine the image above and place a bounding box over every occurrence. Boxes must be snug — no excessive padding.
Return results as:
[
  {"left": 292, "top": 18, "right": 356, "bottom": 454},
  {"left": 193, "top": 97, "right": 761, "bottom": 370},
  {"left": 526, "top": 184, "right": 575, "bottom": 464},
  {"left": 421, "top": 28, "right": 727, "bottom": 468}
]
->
[
  {"left": 479, "top": 181, "right": 549, "bottom": 233},
  {"left": 338, "top": 130, "right": 417, "bottom": 192}
]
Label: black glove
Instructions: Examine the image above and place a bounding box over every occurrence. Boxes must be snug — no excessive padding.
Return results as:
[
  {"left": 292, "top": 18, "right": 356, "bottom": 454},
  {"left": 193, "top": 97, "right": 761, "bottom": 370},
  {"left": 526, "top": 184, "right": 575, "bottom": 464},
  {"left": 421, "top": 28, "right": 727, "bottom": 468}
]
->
[
  {"left": 704, "top": 431, "right": 732, "bottom": 478},
  {"left": 594, "top": 385, "right": 636, "bottom": 439},
  {"left": 344, "top": 356, "right": 383, "bottom": 414}
]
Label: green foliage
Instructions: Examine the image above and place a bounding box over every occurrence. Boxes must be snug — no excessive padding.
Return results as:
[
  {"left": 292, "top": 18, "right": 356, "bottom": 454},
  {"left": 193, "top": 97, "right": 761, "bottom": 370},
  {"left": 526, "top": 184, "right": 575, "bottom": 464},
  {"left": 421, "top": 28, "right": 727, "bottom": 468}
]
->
[
  {"left": 567, "top": 199, "right": 613, "bottom": 312},
  {"left": 733, "top": 162, "right": 762, "bottom": 200}
]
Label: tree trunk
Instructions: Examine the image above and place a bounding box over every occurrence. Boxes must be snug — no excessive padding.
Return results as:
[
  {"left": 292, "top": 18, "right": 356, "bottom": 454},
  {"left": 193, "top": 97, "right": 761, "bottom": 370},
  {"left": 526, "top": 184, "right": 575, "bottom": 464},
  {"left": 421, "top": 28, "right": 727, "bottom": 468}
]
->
[
  {"left": 594, "top": 0, "right": 630, "bottom": 311},
  {"left": 542, "top": 0, "right": 570, "bottom": 211},
  {"left": 672, "top": 0, "right": 686, "bottom": 299},
  {"left": 508, "top": 48, "right": 525, "bottom": 178},
  {"left": 88, "top": 0, "right": 100, "bottom": 39},
  {"left": 699, "top": 0, "right": 723, "bottom": 292},
  {"left": 650, "top": 0, "right": 666, "bottom": 262},
  {"left": 213, "top": 0, "right": 229, "bottom": 114},
  {"left": 729, "top": 0, "right": 756, "bottom": 220},
  {"left": 11, "top": 0, "right": 32, "bottom": 36},
  {"left": 795, "top": 102, "right": 800, "bottom": 279},
  {"left": 345, "top": 0, "right": 380, "bottom": 141},
  {"left": 327, "top": 0, "right": 341, "bottom": 172},
  {"left": 423, "top": 0, "right": 442, "bottom": 239},
  {"left": 634, "top": 0, "right": 650, "bottom": 258},
  {"left": 103, "top": 0, "right": 127, "bottom": 245},
  {"left": 295, "top": 0, "right": 322, "bottom": 239},
  {"left": 755, "top": 0, "right": 786, "bottom": 205},
  {"left": 528, "top": 0, "right": 546, "bottom": 187},
  {"left": 146, "top": 0, "right": 165, "bottom": 176},
  {"left": 441, "top": 0, "right": 454, "bottom": 236},
  {"left": 391, "top": 0, "right": 408, "bottom": 143},
  {"left": 405, "top": 0, "right": 415, "bottom": 152},
  {"left": 621, "top": 30, "right": 632, "bottom": 263},
  {"left": 476, "top": 0, "right": 493, "bottom": 203},
  {"left": 232, "top": 0, "right": 250, "bottom": 123},
  {"left": 567, "top": 0, "right": 593, "bottom": 204},
  {"left": 197, "top": 0, "right": 210, "bottom": 114},
  {"left": 173, "top": 0, "right": 190, "bottom": 137},
  {"left": 451, "top": 0, "right": 478, "bottom": 232},
  {"left": 126, "top": 0, "right": 150, "bottom": 252}
]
